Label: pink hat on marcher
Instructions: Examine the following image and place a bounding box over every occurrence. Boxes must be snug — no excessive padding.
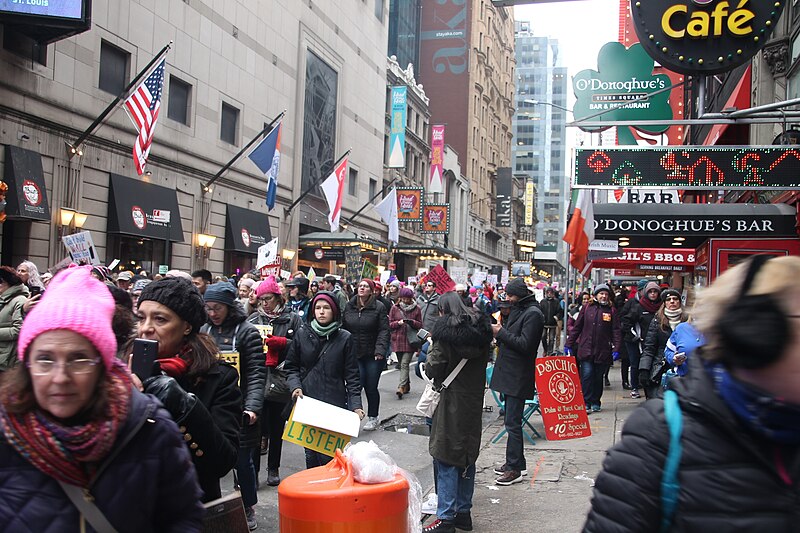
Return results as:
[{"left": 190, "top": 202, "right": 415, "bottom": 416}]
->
[
  {"left": 256, "top": 276, "right": 281, "bottom": 298},
  {"left": 18, "top": 266, "right": 117, "bottom": 370}
]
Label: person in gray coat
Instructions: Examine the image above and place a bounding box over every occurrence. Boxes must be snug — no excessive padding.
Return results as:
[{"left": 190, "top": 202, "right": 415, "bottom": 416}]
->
[
  {"left": 417, "top": 280, "right": 441, "bottom": 331},
  {"left": 489, "top": 277, "right": 544, "bottom": 486}
]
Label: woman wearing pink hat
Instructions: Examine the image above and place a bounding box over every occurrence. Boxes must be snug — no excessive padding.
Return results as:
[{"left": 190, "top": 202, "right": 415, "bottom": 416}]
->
[
  {"left": 248, "top": 276, "right": 303, "bottom": 486},
  {"left": 0, "top": 267, "right": 204, "bottom": 531}
]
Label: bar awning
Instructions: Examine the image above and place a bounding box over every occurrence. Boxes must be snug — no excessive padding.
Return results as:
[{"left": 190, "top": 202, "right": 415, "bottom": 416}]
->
[
  {"left": 225, "top": 205, "right": 272, "bottom": 253},
  {"left": 107, "top": 173, "right": 184, "bottom": 241},
  {"left": 3, "top": 145, "right": 50, "bottom": 221},
  {"left": 299, "top": 231, "right": 389, "bottom": 254}
]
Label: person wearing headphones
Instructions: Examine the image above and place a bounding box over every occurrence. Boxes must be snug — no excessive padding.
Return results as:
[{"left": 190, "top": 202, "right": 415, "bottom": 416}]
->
[{"left": 585, "top": 256, "right": 800, "bottom": 531}]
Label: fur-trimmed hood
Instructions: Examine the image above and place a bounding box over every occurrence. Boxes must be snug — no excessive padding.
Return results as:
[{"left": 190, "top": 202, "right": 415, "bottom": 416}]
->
[{"left": 431, "top": 312, "right": 493, "bottom": 348}]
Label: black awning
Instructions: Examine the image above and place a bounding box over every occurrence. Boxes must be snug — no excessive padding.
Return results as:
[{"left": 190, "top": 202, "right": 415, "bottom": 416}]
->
[
  {"left": 225, "top": 205, "right": 272, "bottom": 253},
  {"left": 107, "top": 173, "right": 184, "bottom": 241},
  {"left": 3, "top": 145, "right": 50, "bottom": 221}
]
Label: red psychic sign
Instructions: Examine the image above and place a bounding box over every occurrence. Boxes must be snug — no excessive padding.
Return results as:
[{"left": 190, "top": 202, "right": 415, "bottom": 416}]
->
[{"left": 535, "top": 356, "right": 591, "bottom": 440}]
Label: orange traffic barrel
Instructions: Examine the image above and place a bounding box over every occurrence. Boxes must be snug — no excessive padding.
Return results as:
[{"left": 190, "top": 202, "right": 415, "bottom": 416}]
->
[{"left": 278, "top": 449, "right": 409, "bottom": 532}]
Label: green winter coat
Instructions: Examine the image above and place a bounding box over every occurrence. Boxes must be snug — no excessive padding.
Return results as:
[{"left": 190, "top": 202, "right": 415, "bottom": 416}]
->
[
  {"left": 425, "top": 312, "right": 492, "bottom": 468},
  {"left": 0, "top": 284, "right": 29, "bottom": 370}
]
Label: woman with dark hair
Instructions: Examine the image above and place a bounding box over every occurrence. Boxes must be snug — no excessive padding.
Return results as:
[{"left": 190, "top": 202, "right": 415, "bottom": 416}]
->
[
  {"left": 0, "top": 267, "right": 203, "bottom": 531},
  {"left": 423, "top": 292, "right": 493, "bottom": 533},
  {"left": 639, "top": 288, "right": 689, "bottom": 399},
  {"left": 248, "top": 276, "right": 303, "bottom": 487},
  {"left": 341, "top": 279, "right": 389, "bottom": 431},
  {"left": 284, "top": 291, "right": 364, "bottom": 468},
  {"left": 585, "top": 256, "right": 800, "bottom": 531},
  {"left": 135, "top": 277, "right": 242, "bottom": 503},
  {"left": 0, "top": 267, "right": 29, "bottom": 372},
  {"left": 389, "top": 287, "right": 423, "bottom": 399}
]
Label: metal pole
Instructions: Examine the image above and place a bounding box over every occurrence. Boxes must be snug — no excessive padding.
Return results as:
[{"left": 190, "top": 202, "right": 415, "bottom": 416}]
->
[
  {"left": 204, "top": 109, "right": 286, "bottom": 190},
  {"left": 284, "top": 148, "right": 352, "bottom": 214},
  {"left": 342, "top": 176, "right": 399, "bottom": 227},
  {"left": 68, "top": 41, "right": 173, "bottom": 155}
]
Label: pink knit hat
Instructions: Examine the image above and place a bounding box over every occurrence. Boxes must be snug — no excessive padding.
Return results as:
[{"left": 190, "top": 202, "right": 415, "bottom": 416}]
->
[
  {"left": 256, "top": 276, "right": 282, "bottom": 298},
  {"left": 18, "top": 266, "right": 117, "bottom": 370}
]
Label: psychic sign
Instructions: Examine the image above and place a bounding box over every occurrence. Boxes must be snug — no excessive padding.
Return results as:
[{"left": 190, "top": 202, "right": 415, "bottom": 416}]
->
[{"left": 535, "top": 356, "right": 591, "bottom": 440}]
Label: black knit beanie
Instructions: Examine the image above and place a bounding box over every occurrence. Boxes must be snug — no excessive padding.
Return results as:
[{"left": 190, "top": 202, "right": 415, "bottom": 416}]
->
[{"left": 138, "top": 277, "right": 207, "bottom": 334}]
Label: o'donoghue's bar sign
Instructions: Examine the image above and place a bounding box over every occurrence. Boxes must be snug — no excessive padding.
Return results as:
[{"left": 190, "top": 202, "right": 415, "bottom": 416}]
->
[{"left": 574, "top": 147, "right": 800, "bottom": 189}]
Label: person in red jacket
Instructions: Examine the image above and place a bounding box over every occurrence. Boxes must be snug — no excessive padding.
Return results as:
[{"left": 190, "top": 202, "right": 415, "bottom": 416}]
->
[
  {"left": 389, "top": 287, "right": 423, "bottom": 399},
  {"left": 565, "top": 284, "right": 622, "bottom": 413}
]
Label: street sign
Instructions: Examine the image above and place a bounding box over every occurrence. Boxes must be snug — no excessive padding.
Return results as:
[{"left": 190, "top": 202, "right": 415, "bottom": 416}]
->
[{"left": 535, "top": 356, "right": 591, "bottom": 441}]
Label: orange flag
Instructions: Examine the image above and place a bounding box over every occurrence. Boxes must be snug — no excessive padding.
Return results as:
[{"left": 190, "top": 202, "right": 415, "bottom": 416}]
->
[{"left": 562, "top": 190, "right": 595, "bottom": 275}]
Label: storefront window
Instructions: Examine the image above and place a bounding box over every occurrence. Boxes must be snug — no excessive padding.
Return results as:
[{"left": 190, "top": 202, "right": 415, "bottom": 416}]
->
[
  {"left": 108, "top": 235, "right": 166, "bottom": 276},
  {"left": 225, "top": 252, "right": 257, "bottom": 278}
]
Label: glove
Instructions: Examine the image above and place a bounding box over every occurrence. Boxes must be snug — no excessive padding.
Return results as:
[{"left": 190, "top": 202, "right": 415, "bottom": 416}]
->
[
  {"left": 638, "top": 369, "right": 650, "bottom": 387},
  {"left": 612, "top": 351, "right": 620, "bottom": 361},
  {"left": 265, "top": 335, "right": 288, "bottom": 352},
  {"left": 143, "top": 375, "right": 197, "bottom": 423},
  {"left": 564, "top": 347, "right": 572, "bottom": 356}
]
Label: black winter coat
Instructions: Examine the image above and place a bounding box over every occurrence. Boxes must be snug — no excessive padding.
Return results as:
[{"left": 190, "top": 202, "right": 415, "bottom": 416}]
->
[
  {"left": 248, "top": 306, "right": 303, "bottom": 402},
  {"left": 640, "top": 318, "right": 673, "bottom": 376},
  {"left": 173, "top": 362, "right": 241, "bottom": 502},
  {"left": 0, "top": 390, "right": 204, "bottom": 532},
  {"left": 539, "top": 297, "right": 562, "bottom": 327},
  {"left": 621, "top": 295, "right": 658, "bottom": 344},
  {"left": 491, "top": 294, "right": 544, "bottom": 400},
  {"left": 566, "top": 302, "right": 622, "bottom": 365},
  {"left": 341, "top": 296, "right": 390, "bottom": 359},
  {"left": 203, "top": 305, "right": 266, "bottom": 450},
  {"left": 284, "top": 324, "right": 362, "bottom": 411},
  {"left": 426, "top": 313, "right": 492, "bottom": 468},
  {"left": 584, "top": 356, "right": 800, "bottom": 532}
]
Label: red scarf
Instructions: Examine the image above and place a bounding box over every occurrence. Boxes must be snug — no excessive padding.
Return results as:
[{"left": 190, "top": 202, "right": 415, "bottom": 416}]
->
[
  {"left": 639, "top": 294, "right": 661, "bottom": 314},
  {"left": 0, "top": 359, "right": 132, "bottom": 487},
  {"left": 157, "top": 344, "right": 193, "bottom": 377}
]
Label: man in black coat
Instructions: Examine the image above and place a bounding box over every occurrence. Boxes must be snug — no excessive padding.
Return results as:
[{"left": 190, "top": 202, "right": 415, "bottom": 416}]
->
[
  {"left": 489, "top": 277, "right": 544, "bottom": 486},
  {"left": 539, "top": 287, "right": 563, "bottom": 355}
]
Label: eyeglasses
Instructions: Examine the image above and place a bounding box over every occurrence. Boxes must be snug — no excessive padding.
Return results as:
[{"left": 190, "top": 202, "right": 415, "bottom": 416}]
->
[
  {"left": 259, "top": 295, "right": 276, "bottom": 302},
  {"left": 205, "top": 304, "right": 225, "bottom": 314},
  {"left": 28, "top": 358, "right": 100, "bottom": 376}
]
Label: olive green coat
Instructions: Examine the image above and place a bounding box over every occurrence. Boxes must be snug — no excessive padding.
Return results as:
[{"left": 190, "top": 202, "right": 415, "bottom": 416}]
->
[{"left": 0, "top": 284, "right": 28, "bottom": 370}]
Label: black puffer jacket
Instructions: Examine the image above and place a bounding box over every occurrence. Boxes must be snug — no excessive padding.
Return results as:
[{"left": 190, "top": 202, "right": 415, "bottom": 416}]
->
[
  {"left": 491, "top": 294, "right": 544, "bottom": 400},
  {"left": 426, "top": 313, "right": 492, "bottom": 468},
  {"left": 584, "top": 356, "right": 800, "bottom": 532},
  {"left": 202, "top": 304, "right": 265, "bottom": 449},
  {"left": 341, "top": 296, "right": 390, "bottom": 359},
  {"left": 248, "top": 307, "right": 303, "bottom": 402},
  {"left": 621, "top": 295, "right": 658, "bottom": 344},
  {"left": 284, "top": 324, "right": 362, "bottom": 411}
]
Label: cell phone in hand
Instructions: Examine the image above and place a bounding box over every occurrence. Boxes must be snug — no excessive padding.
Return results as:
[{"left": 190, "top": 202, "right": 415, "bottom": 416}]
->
[
  {"left": 29, "top": 286, "right": 43, "bottom": 296},
  {"left": 417, "top": 328, "right": 430, "bottom": 340},
  {"left": 131, "top": 339, "right": 159, "bottom": 379}
]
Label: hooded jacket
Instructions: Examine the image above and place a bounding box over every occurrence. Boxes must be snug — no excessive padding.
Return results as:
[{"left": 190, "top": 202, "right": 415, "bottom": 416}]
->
[
  {"left": 0, "top": 283, "right": 28, "bottom": 370},
  {"left": 426, "top": 313, "right": 493, "bottom": 468},
  {"left": 566, "top": 301, "right": 622, "bottom": 364},
  {"left": 202, "top": 303, "right": 266, "bottom": 449},
  {"left": 0, "top": 390, "right": 204, "bottom": 532},
  {"left": 341, "top": 296, "right": 390, "bottom": 359},
  {"left": 584, "top": 356, "right": 800, "bottom": 532},
  {"left": 490, "top": 294, "right": 544, "bottom": 400}
]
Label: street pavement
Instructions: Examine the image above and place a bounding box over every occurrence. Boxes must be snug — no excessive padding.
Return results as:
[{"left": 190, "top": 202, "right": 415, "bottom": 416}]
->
[{"left": 224, "top": 359, "right": 645, "bottom": 532}]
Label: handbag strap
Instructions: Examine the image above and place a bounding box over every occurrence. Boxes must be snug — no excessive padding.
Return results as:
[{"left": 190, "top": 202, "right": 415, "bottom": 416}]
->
[
  {"left": 660, "top": 389, "right": 683, "bottom": 533},
  {"left": 441, "top": 359, "right": 467, "bottom": 389},
  {"left": 58, "top": 481, "right": 119, "bottom": 533}
]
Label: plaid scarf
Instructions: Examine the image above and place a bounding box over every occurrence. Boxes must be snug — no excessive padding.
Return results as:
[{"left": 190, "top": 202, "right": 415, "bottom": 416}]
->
[{"left": 0, "top": 359, "right": 132, "bottom": 487}]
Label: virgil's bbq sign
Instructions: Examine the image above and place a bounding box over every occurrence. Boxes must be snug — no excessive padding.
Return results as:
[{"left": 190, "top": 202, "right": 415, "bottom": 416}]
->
[
  {"left": 631, "top": 0, "right": 784, "bottom": 75},
  {"left": 574, "top": 147, "right": 800, "bottom": 190}
]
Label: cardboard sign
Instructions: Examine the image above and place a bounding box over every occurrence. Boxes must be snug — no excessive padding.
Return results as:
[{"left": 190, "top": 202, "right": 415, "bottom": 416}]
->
[
  {"left": 471, "top": 271, "right": 487, "bottom": 286},
  {"left": 487, "top": 274, "right": 498, "bottom": 286},
  {"left": 419, "top": 264, "right": 455, "bottom": 294},
  {"left": 361, "top": 260, "right": 378, "bottom": 281},
  {"left": 62, "top": 231, "right": 100, "bottom": 265},
  {"left": 254, "top": 324, "right": 273, "bottom": 356},
  {"left": 282, "top": 396, "right": 360, "bottom": 457},
  {"left": 343, "top": 245, "right": 362, "bottom": 284},
  {"left": 534, "top": 356, "right": 592, "bottom": 440},
  {"left": 450, "top": 267, "right": 468, "bottom": 286},
  {"left": 219, "top": 351, "right": 241, "bottom": 386}
]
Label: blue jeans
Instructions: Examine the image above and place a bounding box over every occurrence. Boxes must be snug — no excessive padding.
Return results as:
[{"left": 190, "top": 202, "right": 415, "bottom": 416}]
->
[
  {"left": 415, "top": 341, "right": 430, "bottom": 379},
  {"left": 358, "top": 356, "right": 383, "bottom": 418},
  {"left": 503, "top": 395, "right": 526, "bottom": 471},
  {"left": 236, "top": 446, "right": 257, "bottom": 508},
  {"left": 626, "top": 340, "right": 642, "bottom": 389},
  {"left": 434, "top": 460, "right": 475, "bottom": 521},
  {"left": 579, "top": 360, "right": 610, "bottom": 407},
  {"left": 304, "top": 448, "right": 330, "bottom": 469}
]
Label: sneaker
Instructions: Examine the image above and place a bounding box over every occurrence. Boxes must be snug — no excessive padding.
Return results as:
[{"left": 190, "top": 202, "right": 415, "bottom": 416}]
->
[
  {"left": 363, "top": 416, "right": 379, "bottom": 431},
  {"left": 493, "top": 463, "right": 528, "bottom": 476},
  {"left": 622, "top": 382, "right": 631, "bottom": 390},
  {"left": 245, "top": 506, "right": 257, "bottom": 531},
  {"left": 591, "top": 404, "right": 602, "bottom": 412},
  {"left": 267, "top": 468, "right": 280, "bottom": 487},
  {"left": 495, "top": 470, "right": 524, "bottom": 485},
  {"left": 423, "top": 519, "right": 455, "bottom": 532},
  {"left": 631, "top": 389, "right": 641, "bottom": 399},
  {"left": 421, "top": 493, "right": 438, "bottom": 515},
  {"left": 454, "top": 512, "right": 473, "bottom": 531}
]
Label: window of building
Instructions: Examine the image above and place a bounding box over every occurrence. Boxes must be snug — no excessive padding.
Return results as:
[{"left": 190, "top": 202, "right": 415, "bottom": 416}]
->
[
  {"left": 3, "top": 27, "right": 47, "bottom": 65},
  {"left": 369, "top": 178, "right": 377, "bottom": 203},
  {"left": 348, "top": 168, "right": 358, "bottom": 196},
  {"left": 302, "top": 50, "right": 338, "bottom": 192},
  {"left": 167, "top": 76, "right": 191, "bottom": 125},
  {"left": 99, "top": 41, "right": 129, "bottom": 95},
  {"left": 220, "top": 102, "right": 239, "bottom": 145},
  {"left": 375, "top": 0, "right": 384, "bottom": 20}
]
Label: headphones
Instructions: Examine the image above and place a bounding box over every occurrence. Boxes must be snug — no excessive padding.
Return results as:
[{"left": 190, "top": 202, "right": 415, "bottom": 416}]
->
[{"left": 716, "top": 255, "right": 788, "bottom": 369}]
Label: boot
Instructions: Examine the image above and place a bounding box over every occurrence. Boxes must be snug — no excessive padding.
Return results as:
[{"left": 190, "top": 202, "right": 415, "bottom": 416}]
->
[
  {"left": 403, "top": 383, "right": 411, "bottom": 394},
  {"left": 396, "top": 387, "right": 404, "bottom": 399}
]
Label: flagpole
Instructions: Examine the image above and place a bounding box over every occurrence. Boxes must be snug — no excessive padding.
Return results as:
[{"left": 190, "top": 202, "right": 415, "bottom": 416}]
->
[
  {"left": 203, "top": 109, "right": 286, "bottom": 191},
  {"left": 341, "top": 175, "right": 399, "bottom": 228},
  {"left": 67, "top": 41, "right": 173, "bottom": 157},
  {"left": 284, "top": 148, "right": 352, "bottom": 213}
]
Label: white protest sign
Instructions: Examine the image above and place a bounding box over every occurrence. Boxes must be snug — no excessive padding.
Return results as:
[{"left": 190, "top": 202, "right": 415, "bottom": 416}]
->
[
  {"left": 449, "top": 267, "right": 468, "bottom": 286},
  {"left": 256, "top": 237, "right": 279, "bottom": 269},
  {"left": 487, "top": 274, "right": 498, "bottom": 286},
  {"left": 501, "top": 269, "right": 510, "bottom": 285},
  {"left": 380, "top": 270, "right": 391, "bottom": 286},
  {"left": 62, "top": 231, "right": 100, "bottom": 265},
  {"left": 291, "top": 395, "right": 361, "bottom": 438},
  {"left": 472, "top": 271, "right": 487, "bottom": 286}
]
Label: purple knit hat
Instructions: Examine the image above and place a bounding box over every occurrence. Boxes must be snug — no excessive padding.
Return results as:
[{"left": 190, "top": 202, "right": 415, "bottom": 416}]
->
[{"left": 18, "top": 266, "right": 117, "bottom": 369}]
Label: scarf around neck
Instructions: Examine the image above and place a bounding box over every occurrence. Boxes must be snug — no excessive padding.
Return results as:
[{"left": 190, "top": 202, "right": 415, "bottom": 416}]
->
[
  {"left": 261, "top": 303, "right": 285, "bottom": 321},
  {"left": 0, "top": 359, "right": 132, "bottom": 487},
  {"left": 311, "top": 319, "right": 341, "bottom": 338},
  {"left": 664, "top": 307, "right": 683, "bottom": 330},
  {"left": 705, "top": 361, "right": 800, "bottom": 445},
  {"left": 639, "top": 294, "right": 661, "bottom": 313},
  {"left": 399, "top": 300, "right": 417, "bottom": 312}
]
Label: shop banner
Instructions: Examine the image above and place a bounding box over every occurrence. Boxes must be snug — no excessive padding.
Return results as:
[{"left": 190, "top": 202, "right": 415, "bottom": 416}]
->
[
  {"left": 62, "top": 231, "right": 100, "bottom": 265},
  {"left": 388, "top": 86, "right": 407, "bottom": 168},
  {"left": 419, "top": 265, "right": 455, "bottom": 294},
  {"left": 535, "top": 356, "right": 591, "bottom": 440},
  {"left": 429, "top": 125, "right": 445, "bottom": 193},
  {"left": 396, "top": 187, "right": 423, "bottom": 222},
  {"left": 421, "top": 204, "right": 450, "bottom": 234},
  {"left": 343, "top": 246, "right": 362, "bottom": 284}
]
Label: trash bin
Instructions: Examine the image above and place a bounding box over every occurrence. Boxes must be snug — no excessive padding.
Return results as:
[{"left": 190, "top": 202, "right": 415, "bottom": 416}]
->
[{"left": 278, "top": 449, "right": 409, "bottom": 532}]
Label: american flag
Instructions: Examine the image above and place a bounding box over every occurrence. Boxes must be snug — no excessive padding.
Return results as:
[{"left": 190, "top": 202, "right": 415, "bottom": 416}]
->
[{"left": 125, "top": 59, "right": 165, "bottom": 175}]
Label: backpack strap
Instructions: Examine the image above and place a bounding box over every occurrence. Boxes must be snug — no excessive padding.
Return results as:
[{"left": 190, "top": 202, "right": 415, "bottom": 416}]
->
[{"left": 660, "top": 389, "right": 683, "bottom": 533}]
